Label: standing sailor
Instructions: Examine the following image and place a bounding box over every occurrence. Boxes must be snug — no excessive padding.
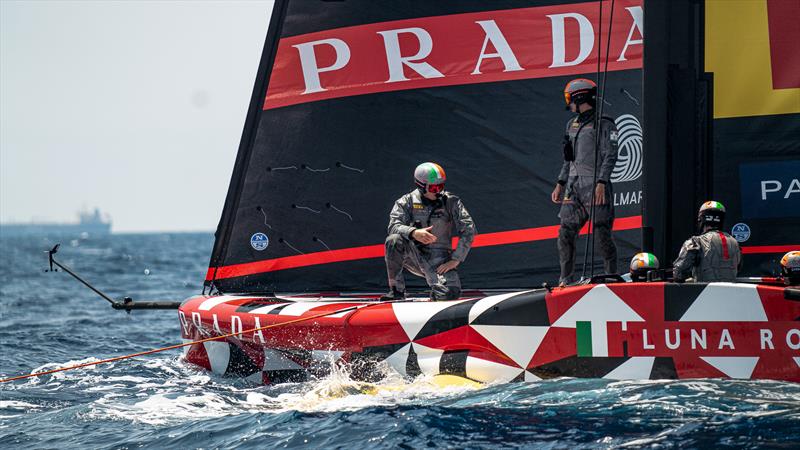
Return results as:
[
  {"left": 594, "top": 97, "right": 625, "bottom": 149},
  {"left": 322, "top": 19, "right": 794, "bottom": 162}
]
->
[
  {"left": 550, "top": 78, "right": 619, "bottom": 286},
  {"left": 673, "top": 201, "right": 742, "bottom": 282},
  {"left": 381, "top": 162, "right": 476, "bottom": 301}
]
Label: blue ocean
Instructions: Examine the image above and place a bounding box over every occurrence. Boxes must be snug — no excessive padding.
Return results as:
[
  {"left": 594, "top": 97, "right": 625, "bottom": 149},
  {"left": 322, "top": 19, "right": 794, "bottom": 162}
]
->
[{"left": 1, "top": 233, "right": 799, "bottom": 449}]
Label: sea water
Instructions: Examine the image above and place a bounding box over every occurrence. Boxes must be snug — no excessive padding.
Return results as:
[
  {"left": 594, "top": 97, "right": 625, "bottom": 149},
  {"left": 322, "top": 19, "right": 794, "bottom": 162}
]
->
[{"left": 1, "top": 233, "right": 799, "bottom": 449}]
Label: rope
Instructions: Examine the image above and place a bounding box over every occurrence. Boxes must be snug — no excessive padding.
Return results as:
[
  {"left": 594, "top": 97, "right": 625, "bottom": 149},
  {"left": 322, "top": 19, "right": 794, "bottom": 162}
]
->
[
  {"left": 0, "top": 304, "right": 359, "bottom": 383},
  {"left": 582, "top": 0, "right": 605, "bottom": 280},
  {"left": 582, "top": 0, "right": 616, "bottom": 280}
]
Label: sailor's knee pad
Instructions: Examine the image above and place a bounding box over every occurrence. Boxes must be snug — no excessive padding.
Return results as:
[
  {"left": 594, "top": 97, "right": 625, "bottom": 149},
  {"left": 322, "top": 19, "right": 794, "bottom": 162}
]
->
[
  {"left": 385, "top": 233, "right": 407, "bottom": 251},
  {"left": 592, "top": 204, "right": 615, "bottom": 226},
  {"left": 558, "top": 222, "right": 580, "bottom": 239}
]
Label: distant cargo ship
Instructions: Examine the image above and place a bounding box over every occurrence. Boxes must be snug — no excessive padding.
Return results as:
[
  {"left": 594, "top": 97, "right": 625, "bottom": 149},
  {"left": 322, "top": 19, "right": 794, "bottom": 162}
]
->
[{"left": 0, "top": 208, "right": 112, "bottom": 237}]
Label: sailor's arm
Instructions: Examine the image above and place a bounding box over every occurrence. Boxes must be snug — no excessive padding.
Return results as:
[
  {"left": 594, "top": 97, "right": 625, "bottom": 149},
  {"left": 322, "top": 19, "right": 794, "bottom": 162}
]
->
[
  {"left": 558, "top": 119, "right": 574, "bottom": 184},
  {"left": 387, "top": 196, "right": 415, "bottom": 238},
  {"left": 552, "top": 161, "right": 570, "bottom": 203},
  {"left": 450, "top": 196, "right": 476, "bottom": 262},
  {"left": 557, "top": 160, "right": 570, "bottom": 185},
  {"left": 672, "top": 238, "right": 700, "bottom": 282},
  {"left": 552, "top": 119, "right": 575, "bottom": 202},
  {"left": 597, "top": 118, "right": 619, "bottom": 184}
]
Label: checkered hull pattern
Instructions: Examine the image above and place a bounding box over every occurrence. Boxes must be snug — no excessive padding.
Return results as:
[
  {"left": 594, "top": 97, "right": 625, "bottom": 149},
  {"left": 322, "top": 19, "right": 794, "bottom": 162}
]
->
[{"left": 179, "top": 283, "right": 800, "bottom": 384}]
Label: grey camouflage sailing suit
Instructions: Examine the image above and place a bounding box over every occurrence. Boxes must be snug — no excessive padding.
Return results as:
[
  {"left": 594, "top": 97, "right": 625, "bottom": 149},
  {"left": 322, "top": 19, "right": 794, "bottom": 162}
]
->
[
  {"left": 385, "top": 189, "right": 476, "bottom": 298},
  {"left": 673, "top": 230, "right": 742, "bottom": 282},
  {"left": 556, "top": 111, "right": 619, "bottom": 284}
]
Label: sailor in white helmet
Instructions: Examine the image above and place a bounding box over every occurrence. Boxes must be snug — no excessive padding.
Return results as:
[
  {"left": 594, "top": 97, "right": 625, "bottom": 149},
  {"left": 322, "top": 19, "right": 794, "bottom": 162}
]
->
[
  {"left": 673, "top": 201, "right": 742, "bottom": 282},
  {"left": 381, "top": 162, "right": 476, "bottom": 301},
  {"left": 779, "top": 251, "right": 800, "bottom": 286}
]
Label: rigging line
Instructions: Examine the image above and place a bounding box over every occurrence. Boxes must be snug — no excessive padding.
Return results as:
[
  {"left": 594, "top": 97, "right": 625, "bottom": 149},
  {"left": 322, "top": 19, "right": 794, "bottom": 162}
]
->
[
  {"left": 269, "top": 166, "right": 298, "bottom": 171},
  {"left": 327, "top": 203, "right": 354, "bottom": 221},
  {"left": 583, "top": 0, "right": 616, "bottom": 279},
  {"left": 583, "top": 0, "right": 605, "bottom": 280},
  {"left": 0, "top": 305, "right": 360, "bottom": 384},
  {"left": 337, "top": 162, "right": 365, "bottom": 173},
  {"left": 293, "top": 205, "right": 321, "bottom": 214},
  {"left": 621, "top": 88, "right": 640, "bottom": 106},
  {"left": 280, "top": 238, "right": 305, "bottom": 255},
  {"left": 302, "top": 165, "right": 330, "bottom": 173},
  {"left": 256, "top": 207, "right": 273, "bottom": 229},
  {"left": 313, "top": 236, "right": 332, "bottom": 251},
  {"left": 593, "top": 0, "right": 616, "bottom": 277}
]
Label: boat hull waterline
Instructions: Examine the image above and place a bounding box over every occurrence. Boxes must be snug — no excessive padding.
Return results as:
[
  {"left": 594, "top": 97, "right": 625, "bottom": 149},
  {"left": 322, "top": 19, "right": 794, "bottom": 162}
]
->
[{"left": 178, "top": 282, "right": 800, "bottom": 384}]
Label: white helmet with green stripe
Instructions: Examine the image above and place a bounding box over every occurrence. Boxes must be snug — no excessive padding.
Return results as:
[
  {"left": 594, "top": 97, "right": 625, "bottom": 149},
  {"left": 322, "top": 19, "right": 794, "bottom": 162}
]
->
[
  {"left": 698, "top": 200, "right": 726, "bottom": 229},
  {"left": 630, "top": 252, "right": 659, "bottom": 281},
  {"left": 414, "top": 162, "right": 447, "bottom": 194}
]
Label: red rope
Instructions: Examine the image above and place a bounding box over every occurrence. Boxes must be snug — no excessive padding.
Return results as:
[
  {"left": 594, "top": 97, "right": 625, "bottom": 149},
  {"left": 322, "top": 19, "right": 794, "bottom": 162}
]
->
[{"left": 0, "top": 304, "right": 359, "bottom": 383}]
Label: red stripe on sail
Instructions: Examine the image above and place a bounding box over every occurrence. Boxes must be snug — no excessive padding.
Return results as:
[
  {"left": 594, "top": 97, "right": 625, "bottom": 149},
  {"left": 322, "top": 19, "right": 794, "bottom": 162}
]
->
[
  {"left": 264, "top": 0, "right": 643, "bottom": 109},
  {"left": 742, "top": 245, "right": 799, "bottom": 255},
  {"left": 207, "top": 215, "right": 643, "bottom": 280}
]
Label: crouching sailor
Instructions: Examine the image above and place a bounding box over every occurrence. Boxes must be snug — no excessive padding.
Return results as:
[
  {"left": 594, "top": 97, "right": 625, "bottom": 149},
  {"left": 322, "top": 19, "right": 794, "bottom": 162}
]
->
[
  {"left": 381, "top": 162, "right": 476, "bottom": 301},
  {"left": 673, "top": 201, "right": 742, "bottom": 282}
]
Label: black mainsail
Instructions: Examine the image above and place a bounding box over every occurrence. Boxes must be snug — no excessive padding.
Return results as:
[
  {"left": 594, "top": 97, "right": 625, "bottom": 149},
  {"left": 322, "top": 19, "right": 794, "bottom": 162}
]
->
[{"left": 206, "top": 0, "right": 646, "bottom": 294}]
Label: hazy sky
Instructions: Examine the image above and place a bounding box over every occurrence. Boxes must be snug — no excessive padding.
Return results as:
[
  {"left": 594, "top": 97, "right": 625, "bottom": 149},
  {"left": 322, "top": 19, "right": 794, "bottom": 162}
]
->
[{"left": 1, "top": 0, "right": 274, "bottom": 232}]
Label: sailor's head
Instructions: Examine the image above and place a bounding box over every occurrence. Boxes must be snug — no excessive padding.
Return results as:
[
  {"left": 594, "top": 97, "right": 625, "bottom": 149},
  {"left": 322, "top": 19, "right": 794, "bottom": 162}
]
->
[
  {"left": 563, "top": 78, "right": 597, "bottom": 112},
  {"left": 697, "top": 201, "right": 726, "bottom": 231},
  {"left": 781, "top": 251, "right": 800, "bottom": 286},
  {"left": 414, "top": 162, "right": 446, "bottom": 200},
  {"left": 630, "top": 252, "right": 659, "bottom": 282}
]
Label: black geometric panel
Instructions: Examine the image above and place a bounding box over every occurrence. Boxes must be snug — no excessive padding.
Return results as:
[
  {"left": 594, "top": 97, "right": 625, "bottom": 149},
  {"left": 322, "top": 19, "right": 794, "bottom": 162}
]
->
[
  {"left": 265, "top": 369, "right": 308, "bottom": 384},
  {"left": 529, "top": 356, "right": 629, "bottom": 379},
  {"left": 265, "top": 303, "right": 292, "bottom": 314},
  {"left": 406, "top": 345, "right": 421, "bottom": 378},
  {"left": 664, "top": 283, "right": 708, "bottom": 321},
  {"left": 235, "top": 299, "right": 282, "bottom": 313},
  {"left": 350, "top": 342, "right": 409, "bottom": 382},
  {"left": 280, "top": 348, "right": 312, "bottom": 366},
  {"left": 439, "top": 350, "right": 469, "bottom": 377},
  {"left": 414, "top": 299, "right": 480, "bottom": 340},
  {"left": 471, "top": 290, "right": 550, "bottom": 326},
  {"left": 224, "top": 343, "right": 261, "bottom": 377},
  {"left": 649, "top": 357, "right": 678, "bottom": 379}
]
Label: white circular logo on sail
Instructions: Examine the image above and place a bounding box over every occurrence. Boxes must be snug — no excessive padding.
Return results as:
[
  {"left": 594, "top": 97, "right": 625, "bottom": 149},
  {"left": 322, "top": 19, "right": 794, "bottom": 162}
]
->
[
  {"left": 611, "top": 114, "right": 643, "bottom": 183},
  {"left": 250, "top": 232, "right": 269, "bottom": 251}
]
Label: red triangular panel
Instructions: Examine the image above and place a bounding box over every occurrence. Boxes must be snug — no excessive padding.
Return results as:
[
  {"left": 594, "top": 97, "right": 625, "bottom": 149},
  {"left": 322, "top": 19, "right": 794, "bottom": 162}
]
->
[
  {"left": 607, "top": 283, "right": 664, "bottom": 322},
  {"left": 529, "top": 327, "right": 577, "bottom": 368},
  {"left": 673, "top": 355, "right": 727, "bottom": 379},
  {"left": 757, "top": 285, "right": 800, "bottom": 321},
  {"left": 546, "top": 286, "right": 592, "bottom": 324}
]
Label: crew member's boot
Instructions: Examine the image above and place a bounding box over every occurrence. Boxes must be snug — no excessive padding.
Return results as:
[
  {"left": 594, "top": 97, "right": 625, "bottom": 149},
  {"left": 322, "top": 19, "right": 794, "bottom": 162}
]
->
[
  {"left": 379, "top": 287, "right": 405, "bottom": 301},
  {"left": 430, "top": 284, "right": 460, "bottom": 301}
]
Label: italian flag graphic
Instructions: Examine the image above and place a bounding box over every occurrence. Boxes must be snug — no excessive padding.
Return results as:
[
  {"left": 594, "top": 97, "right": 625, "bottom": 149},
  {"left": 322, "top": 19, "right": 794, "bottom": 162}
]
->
[{"left": 576, "top": 321, "right": 610, "bottom": 357}]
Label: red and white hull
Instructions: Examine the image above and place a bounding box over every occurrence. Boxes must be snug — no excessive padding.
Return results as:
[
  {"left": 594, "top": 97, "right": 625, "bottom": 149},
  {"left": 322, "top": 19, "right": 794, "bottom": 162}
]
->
[{"left": 179, "top": 282, "right": 800, "bottom": 384}]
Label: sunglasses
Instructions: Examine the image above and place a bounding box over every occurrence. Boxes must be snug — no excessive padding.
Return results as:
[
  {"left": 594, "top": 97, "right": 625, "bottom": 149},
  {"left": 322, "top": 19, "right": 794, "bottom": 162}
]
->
[{"left": 427, "top": 183, "right": 445, "bottom": 194}]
